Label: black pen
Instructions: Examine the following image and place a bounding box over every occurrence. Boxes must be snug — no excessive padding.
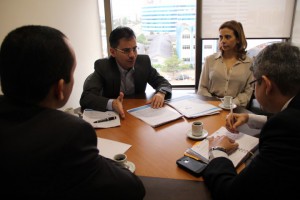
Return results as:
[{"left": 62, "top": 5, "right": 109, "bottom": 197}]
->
[{"left": 93, "top": 116, "right": 117, "bottom": 123}]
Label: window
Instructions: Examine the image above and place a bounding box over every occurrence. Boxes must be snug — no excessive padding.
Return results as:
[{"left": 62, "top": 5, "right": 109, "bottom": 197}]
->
[
  {"left": 182, "top": 45, "right": 190, "bottom": 50},
  {"left": 183, "top": 58, "right": 191, "bottom": 62},
  {"left": 182, "top": 34, "right": 190, "bottom": 39},
  {"left": 99, "top": 0, "right": 196, "bottom": 87},
  {"left": 98, "top": 0, "right": 295, "bottom": 88}
]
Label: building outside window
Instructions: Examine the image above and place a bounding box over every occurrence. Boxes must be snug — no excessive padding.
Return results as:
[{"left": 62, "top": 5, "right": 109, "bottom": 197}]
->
[{"left": 98, "top": 0, "right": 294, "bottom": 88}]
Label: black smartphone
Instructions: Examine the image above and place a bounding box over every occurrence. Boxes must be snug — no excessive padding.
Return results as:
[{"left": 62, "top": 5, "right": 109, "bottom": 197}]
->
[{"left": 176, "top": 156, "right": 207, "bottom": 177}]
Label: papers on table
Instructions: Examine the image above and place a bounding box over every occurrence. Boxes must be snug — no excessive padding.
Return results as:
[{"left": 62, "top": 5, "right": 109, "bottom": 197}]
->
[
  {"left": 166, "top": 95, "right": 222, "bottom": 118},
  {"left": 97, "top": 138, "right": 131, "bottom": 159},
  {"left": 83, "top": 95, "right": 221, "bottom": 128},
  {"left": 184, "top": 127, "right": 259, "bottom": 167},
  {"left": 82, "top": 109, "right": 120, "bottom": 128},
  {"left": 127, "top": 95, "right": 222, "bottom": 127},
  {"left": 127, "top": 104, "right": 183, "bottom": 127}
]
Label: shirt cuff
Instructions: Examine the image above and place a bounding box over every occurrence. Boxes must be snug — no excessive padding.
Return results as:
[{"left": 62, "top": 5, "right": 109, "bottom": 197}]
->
[
  {"left": 248, "top": 114, "right": 267, "bottom": 129},
  {"left": 106, "top": 99, "right": 114, "bottom": 110},
  {"left": 209, "top": 149, "right": 229, "bottom": 161},
  {"left": 157, "top": 88, "right": 167, "bottom": 95}
]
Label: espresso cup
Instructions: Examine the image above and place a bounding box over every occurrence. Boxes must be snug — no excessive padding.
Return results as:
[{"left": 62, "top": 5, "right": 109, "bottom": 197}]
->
[
  {"left": 192, "top": 121, "right": 203, "bottom": 137},
  {"left": 113, "top": 153, "right": 127, "bottom": 167},
  {"left": 221, "top": 96, "right": 233, "bottom": 108}
]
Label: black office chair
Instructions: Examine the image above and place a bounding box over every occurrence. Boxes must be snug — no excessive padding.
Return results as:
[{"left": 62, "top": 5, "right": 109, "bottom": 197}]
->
[{"left": 247, "top": 94, "right": 272, "bottom": 117}]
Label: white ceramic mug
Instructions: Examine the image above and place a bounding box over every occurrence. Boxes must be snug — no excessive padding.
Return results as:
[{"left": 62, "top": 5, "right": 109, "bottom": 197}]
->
[
  {"left": 113, "top": 153, "right": 127, "bottom": 167},
  {"left": 221, "top": 96, "right": 233, "bottom": 108},
  {"left": 192, "top": 121, "right": 203, "bottom": 137}
]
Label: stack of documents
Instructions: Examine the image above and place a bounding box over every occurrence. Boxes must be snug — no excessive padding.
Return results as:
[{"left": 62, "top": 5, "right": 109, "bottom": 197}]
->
[{"left": 166, "top": 95, "right": 222, "bottom": 118}]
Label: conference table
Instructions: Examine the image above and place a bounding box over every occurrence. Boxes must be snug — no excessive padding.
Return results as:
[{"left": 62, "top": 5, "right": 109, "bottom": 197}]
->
[{"left": 95, "top": 89, "right": 259, "bottom": 200}]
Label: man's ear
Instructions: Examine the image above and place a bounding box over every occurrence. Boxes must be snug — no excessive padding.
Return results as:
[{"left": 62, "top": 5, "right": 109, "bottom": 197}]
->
[
  {"left": 55, "top": 79, "right": 65, "bottom": 101},
  {"left": 262, "top": 75, "right": 272, "bottom": 95},
  {"left": 110, "top": 47, "right": 116, "bottom": 57}
]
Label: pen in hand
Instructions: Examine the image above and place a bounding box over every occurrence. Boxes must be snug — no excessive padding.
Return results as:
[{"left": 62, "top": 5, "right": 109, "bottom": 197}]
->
[
  {"left": 93, "top": 116, "right": 117, "bottom": 123},
  {"left": 230, "top": 98, "right": 234, "bottom": 125}
]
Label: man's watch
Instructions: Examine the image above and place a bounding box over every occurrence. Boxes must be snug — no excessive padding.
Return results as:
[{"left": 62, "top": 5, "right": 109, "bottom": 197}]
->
[
  {"left": 158, "top": 89, "right": 167, "bottom": 95},
  {"left": 209, "top": 146, "right": 227, "bottom": 153}
]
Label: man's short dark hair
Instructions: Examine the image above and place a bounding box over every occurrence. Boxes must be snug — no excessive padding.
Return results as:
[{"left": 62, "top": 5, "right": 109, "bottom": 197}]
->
[
  {"left": 0, "top": 25, "right": 74, "bottom": 104},
  {"left": 109, "top": 26, "right": 136, "bottom": 48}
]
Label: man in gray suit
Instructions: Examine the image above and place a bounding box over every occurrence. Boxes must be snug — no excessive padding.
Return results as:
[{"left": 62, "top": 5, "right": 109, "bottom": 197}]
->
[{"left": 80, "top": 26, "right": 171, "bottom": 118}]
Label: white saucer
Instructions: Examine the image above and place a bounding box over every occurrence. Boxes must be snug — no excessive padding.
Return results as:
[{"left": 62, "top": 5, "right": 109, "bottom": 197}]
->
[
  {"left": 125, "top": 161, "right": 136, "bottom": 173},
  {"left": 187, "top": 129, "right": 208, "bottom": 140},
  {"left": 218, "top": 103, "right": 237, "bottom": 110}
]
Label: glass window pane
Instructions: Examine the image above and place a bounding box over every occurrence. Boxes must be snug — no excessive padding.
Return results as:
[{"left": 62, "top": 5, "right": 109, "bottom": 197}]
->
[
  {"left": 202, "top": 39, "right": 283, "bottom": 66},
  {"left": 97, "top": 0, "right": 108, "bottom": 58},
  {"left": 110, "top": 0, "right": 196, "bottom": 86}
]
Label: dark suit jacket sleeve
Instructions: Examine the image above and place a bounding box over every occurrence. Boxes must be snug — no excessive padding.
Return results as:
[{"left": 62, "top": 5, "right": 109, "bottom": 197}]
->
[
  {"left": 80, "top": 58, "right": 121, "bottom": 111},
  {"left": 62, "top": 119, "right": 145, "bottom": 199}
]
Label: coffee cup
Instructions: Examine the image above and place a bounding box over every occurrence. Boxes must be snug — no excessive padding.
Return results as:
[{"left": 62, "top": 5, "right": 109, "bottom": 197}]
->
[
  {"left": 192, "top": 121, "right": 203, "bottom": 137},
  {"left": 113, "top": 153, "right": 127, "bottom": 167},
  {"left": 220, "top": 96, "right": 233, "bottom": 108}
]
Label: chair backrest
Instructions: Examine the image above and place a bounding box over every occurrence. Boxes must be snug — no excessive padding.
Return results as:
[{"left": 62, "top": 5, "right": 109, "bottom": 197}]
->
[{"left": 247, "top": 97, "right": 273, "bottom": 117}]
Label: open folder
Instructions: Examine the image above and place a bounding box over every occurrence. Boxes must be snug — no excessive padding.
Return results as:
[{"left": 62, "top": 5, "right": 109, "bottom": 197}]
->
[
  {"left": 165, "top": 95, "right": 222, "bottom": 118},
  {"left": 127, "top": 95, "right": 222, "bottom": 127},
  {"left": 127, "top": 104, "right": 183, "bottom": 127}
]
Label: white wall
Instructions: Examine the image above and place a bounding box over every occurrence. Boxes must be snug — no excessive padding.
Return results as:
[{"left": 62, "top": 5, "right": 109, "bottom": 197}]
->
[{"left": 0, "top": 0, "right": 102, "bottom": 109}]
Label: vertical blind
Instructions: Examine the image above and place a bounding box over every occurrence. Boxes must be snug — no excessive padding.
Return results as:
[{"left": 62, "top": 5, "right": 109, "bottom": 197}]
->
[{"left": 202, "top": 0, "right": 295, "bottom": 38}]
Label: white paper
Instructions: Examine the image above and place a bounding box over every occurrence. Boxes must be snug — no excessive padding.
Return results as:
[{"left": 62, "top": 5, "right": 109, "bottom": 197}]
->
[
  {"left": 82, "top": 109, "right": 120, "bottom": 128},
  {"left": 97, "top": 138, "right": 131, "bottom": 159},
  {"left": 127, "top": 104, "right": 182, "bottom": 127}
]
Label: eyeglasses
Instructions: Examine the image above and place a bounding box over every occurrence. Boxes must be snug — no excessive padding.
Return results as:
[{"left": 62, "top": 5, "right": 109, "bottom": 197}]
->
[
  {"left": 249, "top": 77, "right": 262, "bottom": 86},
  {"left": 115, "top": 47, "right": 138, "bottom": 55}
]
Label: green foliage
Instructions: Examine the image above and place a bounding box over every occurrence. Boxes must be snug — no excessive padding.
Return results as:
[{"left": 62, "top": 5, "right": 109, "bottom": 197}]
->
[
  {"left": 153, "top": 63, "right": 162, "bottom": 68},
  {"left": 137, "top": 34, "right": 148, "bottom": 44},
  {"left": 161, "top": 55, "right": 182, "bottom": 73}
]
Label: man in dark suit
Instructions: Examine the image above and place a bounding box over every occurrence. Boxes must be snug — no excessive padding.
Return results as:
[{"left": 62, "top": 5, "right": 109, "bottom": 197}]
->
[
  {"left": 80, "top": 26, "right": 171, "bottom": 118},
  {"left": 203, "top": 42, "right": 300, "bottom": 200},
  {"left": 0, "top": 25, "right": 145, "bottom": 199}
]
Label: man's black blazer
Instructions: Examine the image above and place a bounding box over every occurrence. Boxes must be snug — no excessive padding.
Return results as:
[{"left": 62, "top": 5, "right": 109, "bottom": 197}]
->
[
  {"left": 203, "top": 92, "right": 300, "bottom": 200},
  {"left": 80, "top": 55, "right": 171, "bottom": 111}
]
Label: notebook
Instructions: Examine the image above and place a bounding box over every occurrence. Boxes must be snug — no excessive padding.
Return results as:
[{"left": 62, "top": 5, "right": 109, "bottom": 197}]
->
[{"left": 184, "top": 126, "right": 259, "bottom": 167}]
